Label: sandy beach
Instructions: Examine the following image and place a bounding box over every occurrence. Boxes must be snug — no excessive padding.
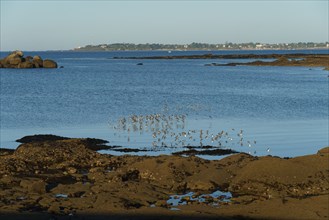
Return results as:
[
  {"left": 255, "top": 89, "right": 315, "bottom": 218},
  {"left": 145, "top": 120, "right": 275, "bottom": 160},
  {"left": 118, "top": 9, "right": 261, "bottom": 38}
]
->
[{"left": 1, "top": 136, "right": 328, "bottom": 219}]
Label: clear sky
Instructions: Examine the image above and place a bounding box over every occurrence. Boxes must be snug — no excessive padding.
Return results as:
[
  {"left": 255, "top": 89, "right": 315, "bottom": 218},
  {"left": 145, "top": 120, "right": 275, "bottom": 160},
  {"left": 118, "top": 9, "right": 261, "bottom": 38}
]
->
[{"left": 1, "top": 0, "right": 328, "bottom": 51}]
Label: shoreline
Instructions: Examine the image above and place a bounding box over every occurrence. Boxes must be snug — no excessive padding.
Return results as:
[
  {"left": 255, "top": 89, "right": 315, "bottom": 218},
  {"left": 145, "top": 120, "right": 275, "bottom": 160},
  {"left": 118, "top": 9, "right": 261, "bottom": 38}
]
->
[{"left": 1, "top": 136, "right": 328, "bottom": 219}]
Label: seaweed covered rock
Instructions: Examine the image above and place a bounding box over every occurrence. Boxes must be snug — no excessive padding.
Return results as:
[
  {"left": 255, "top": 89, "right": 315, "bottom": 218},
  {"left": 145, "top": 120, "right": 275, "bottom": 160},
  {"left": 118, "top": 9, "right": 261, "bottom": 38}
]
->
[
  {"left": 0, "top": 136, "right": 328, "bottom": 219},
  {"left": 0, "top": 138, "right": 111, "bottom": 175}
]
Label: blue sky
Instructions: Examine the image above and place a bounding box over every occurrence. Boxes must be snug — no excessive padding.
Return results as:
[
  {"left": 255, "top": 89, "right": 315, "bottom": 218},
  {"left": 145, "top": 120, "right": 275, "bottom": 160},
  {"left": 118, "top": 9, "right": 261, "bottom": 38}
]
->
[{"left": 1, "top": 0, "right": 328, "bottom": 51}]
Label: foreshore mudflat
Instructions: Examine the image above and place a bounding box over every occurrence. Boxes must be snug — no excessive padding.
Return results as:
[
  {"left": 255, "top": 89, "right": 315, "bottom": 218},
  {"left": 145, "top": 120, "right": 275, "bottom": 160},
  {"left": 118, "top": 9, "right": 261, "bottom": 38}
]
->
[{"left": 0, "top": 136, "right": 328, "bottom": 219}]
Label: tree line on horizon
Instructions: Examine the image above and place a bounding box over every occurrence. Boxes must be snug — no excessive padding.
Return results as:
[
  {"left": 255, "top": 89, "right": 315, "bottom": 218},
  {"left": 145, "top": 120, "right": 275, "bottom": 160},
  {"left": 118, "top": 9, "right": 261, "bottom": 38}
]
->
[{"left": 73, "top": 42, "right": 329, "bottom": 51}]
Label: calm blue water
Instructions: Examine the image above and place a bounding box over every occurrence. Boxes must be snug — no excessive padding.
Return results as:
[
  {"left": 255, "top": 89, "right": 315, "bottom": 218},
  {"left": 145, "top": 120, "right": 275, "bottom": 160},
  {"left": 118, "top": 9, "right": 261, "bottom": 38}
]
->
[{"left": 1, "top": 50, "right": 328, "bottom": 157}]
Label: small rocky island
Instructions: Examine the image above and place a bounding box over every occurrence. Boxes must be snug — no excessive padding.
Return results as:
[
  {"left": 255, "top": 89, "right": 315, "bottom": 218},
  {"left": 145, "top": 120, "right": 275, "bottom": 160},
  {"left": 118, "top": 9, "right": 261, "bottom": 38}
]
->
[{"left": 0, "top": 51, "right": 58, "bottom": 69}]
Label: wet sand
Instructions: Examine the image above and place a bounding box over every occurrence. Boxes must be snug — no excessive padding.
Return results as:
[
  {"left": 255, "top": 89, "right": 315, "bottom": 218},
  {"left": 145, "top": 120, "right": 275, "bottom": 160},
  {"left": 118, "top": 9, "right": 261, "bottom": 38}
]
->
[{"left": 0, "top": 137, "right": 328, "bottom": 219}]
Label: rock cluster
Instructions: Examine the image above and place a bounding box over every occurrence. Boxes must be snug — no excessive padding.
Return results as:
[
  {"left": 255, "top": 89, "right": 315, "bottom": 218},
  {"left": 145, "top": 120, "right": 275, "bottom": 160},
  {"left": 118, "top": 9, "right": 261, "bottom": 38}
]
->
[
  {"left": 0, "top": 50, "right": 58, "bottom": 68},
  {"left": 0, "top": 135, "right": 328, "bottom": 219}
]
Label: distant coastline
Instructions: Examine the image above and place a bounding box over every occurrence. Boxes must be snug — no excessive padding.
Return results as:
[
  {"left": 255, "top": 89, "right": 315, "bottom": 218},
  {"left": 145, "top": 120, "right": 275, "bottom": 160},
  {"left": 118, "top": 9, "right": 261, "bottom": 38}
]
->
[
  {"left": 1, "top": 47, "right": 328, "bottom": 53},
  {"left": 71, "top": 42, "right": 329, "bottom": 52}
]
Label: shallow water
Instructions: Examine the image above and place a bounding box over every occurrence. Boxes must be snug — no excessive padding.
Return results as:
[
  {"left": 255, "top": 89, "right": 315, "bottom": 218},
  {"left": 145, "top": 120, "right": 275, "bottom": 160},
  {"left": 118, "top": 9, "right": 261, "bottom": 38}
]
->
[
  {"left": 0, "top": 50, "right": 328, "bottom": 157},
  {"left": 167, "top": 190, "right": 232, "bottom": 206}
]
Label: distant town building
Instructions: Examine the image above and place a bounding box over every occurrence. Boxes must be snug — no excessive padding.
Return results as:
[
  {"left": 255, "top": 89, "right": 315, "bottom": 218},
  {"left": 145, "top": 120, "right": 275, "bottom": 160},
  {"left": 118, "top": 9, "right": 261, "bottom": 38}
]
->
[{"left": 72, "top": 42, "right": 329, "bottom": 51}]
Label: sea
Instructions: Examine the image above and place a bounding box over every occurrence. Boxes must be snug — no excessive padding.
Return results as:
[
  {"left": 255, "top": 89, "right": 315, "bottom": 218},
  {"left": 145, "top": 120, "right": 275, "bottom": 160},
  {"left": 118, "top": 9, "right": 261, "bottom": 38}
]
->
[{"left": 0, "top": 49, "right": 328, "bottom": 158}]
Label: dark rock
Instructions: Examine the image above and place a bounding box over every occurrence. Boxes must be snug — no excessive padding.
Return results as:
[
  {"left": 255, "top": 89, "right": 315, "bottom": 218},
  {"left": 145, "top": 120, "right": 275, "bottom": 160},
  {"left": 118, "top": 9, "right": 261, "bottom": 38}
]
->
[
  {"left": 186, "top": 145, "right": 214, "bottom": 149},
  {"left": 111, "top": 148, "right": 149, "bottom": 153},
  {"left": 121, "top": 170, "right": 140, "bottom": 182},
  {"left": 25, "top": 56, "right": 33, "bottom": 61},
  {"left": 121, "top": 198, "right": 143, "bottom": 209},
  {"left": 205, "top": 63, "right": 237, "bottom": 66},
  {"left": 43, "top": 59, "right": 57, "bottom": 68},
  {"left": 82, "top": 138, "right": 109, "bottom": 146},
  {"left": 173, "top": 148, "right": 238, "bottom": 156},
  {"left": 16, "top": 134, "right": 70, "bottom": 143},
  {"left": 15, "top": 134, "right": 113, "bottom": 151},
  {"left": 80, "top": 138, "right": 111, "bottom": 151}
]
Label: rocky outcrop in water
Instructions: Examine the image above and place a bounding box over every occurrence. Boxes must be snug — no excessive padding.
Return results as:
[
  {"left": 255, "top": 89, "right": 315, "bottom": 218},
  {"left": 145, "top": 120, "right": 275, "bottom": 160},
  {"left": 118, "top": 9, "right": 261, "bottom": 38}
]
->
[
  {"left": 0, "top": 135, "right": 328, "bottom": 219},
  {"left": 0, "top": 51, "right": 58, "bottom": 69},
  {"left": 205, "top": 55, "right": 329, "bottom": 70}
]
